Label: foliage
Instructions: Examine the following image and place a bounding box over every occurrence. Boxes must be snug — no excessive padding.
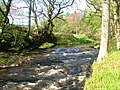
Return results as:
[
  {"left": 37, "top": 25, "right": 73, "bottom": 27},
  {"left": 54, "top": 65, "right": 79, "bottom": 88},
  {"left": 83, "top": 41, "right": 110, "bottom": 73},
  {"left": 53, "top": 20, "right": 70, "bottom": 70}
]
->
[
  {"left": 0, "top": 24, "right": 29, "bottom": 52},
  {"left": 71, "top": 36, "right": 93, "bottom": 43},
  {"left": 12, "top": 31, "right": 28, "bottom": 48},
  {"left": 55, "top": 33, "right": 94, "bottom": 45},
  {"left": 56, "top": 39, "right": 71, "bottom": 45},
  {"left": 84, "top": 51, "right": 120, "bottom": 90},
  {"left": 0, "top": 54, "right": 15, "bottom": 65},
  {"left": 53, "top": 10, "right": 102, "bottom": 41},
  {"left": 53, "top": 17, "right": 71, "bottom": 33},
  {"left": 39, "top": 42, "right": 54, "bottom": 49},
  {"left": 5, "top": 24, "right": 24, "bottom": 31},
  {"left": 5, "top": 25, "right": 30, "bottom": 46},
  {"left": 82, "top": 12, "right": 101, "bottom": 40},
  {"left": 72, "top": 34, "right": 93, "bottom": 43},
  {"left": 0, "top": 2, "right": 6, "bottom": 27},
  {"left": 0, "top": 12, "right": 4, "bottom": 27},
  {"left": 94, "top": 41, "right": 100, "bottom": 48}
]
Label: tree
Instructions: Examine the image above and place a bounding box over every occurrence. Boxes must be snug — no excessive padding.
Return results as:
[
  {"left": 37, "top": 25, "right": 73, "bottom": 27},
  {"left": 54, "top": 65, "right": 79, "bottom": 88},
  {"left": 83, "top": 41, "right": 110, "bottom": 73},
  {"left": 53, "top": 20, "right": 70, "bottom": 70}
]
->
[
  {"left": 32, "top": 0, "right": 40, "bottom": 34},
  {"left": 39, "top": 0, "right": 74, "bottom": 35},
  {"left": 97, "top": 0, "right": 110, "bottom": 61},
  {"left": 0, "top": 0, "right": 12, "bottom": 36},
  {"left": 0, "top": 11, "right": 4, "bottom": 27},
  {"left": 23, "top": 0, "right": 40, "bottom": 35},
  {"left": 113, "top": 0, "right": 120, "bottom": 50},
  {"left": 26, "top": 0, "right": 32, "bottom": 38},
  {"left": 66, "top": 11, "right": 82, "bottom": 34},
  {"left": 85, "top": 0, "right": 102, "bottom": 39}
]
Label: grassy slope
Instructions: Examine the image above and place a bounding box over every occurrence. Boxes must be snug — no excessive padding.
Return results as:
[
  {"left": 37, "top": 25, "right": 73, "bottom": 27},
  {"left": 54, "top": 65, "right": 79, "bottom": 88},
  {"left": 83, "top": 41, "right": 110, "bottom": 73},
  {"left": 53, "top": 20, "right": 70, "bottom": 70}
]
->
[{"left": 84, "top": 51, "right": 120, "bottom": 90}]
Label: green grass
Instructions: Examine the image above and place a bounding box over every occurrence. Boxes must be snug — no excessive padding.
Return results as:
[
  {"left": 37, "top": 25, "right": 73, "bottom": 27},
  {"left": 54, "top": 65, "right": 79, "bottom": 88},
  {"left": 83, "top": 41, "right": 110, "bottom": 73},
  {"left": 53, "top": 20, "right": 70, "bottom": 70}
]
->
[
  {"left": 84, "top": 51, "right": 120, "bottom": 90},
  {"left": 39, "top": 42, "right": 54, "bottom": 49},
  {"left": 71, "top": 36, "right": 93, "bottom": 43},
  {"left": 56, "top": 39, "right": 71, "bottom": 45},
  {"left": 0, "top": 54, "right": 15, "bottom": 65},
  {"left": 56, "top": 36, "right": 94, "bottom": 45}
]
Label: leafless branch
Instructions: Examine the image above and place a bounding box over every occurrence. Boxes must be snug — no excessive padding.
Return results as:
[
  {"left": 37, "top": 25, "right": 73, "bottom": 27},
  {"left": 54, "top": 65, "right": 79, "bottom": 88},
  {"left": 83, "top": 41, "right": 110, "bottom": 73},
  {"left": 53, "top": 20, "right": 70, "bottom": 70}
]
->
[
  {"left": 86, "top": 0, "right": 101, "bottom": 13},
  {"left": 0, "top": 7, "right": 5, "bottom": 17},
  {"left": 2, "top": 0, "right": 7, "bottom": 7},
  {"left": 56, "top": 16, "right": 65, "bottom": 21},
  {"left": 61, "top": 0, "right": 74, "bottom": 9},
  {"left": 52, "top": 0, "right": 74, "bottom": 20}
]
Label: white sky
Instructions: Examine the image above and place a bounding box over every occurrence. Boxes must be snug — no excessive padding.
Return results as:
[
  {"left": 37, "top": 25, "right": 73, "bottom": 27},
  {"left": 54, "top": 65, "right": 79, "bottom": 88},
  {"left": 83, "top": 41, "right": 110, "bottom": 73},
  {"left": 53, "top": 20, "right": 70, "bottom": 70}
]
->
[
  {"left": 9, "top": 0, "right": 87, "bottom": 25},
  {"left": 74, "top": 0, "right": 87, "bottom": 11}
]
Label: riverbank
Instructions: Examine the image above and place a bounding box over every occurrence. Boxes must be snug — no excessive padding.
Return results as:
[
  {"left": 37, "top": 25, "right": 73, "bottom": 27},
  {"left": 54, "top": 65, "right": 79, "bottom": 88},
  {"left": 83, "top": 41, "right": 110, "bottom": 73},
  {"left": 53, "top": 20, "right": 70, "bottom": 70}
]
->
[
  {"left": 0, "top": 40, "right": 96, "bottom": 67},
  {"left": 84, "top": 51, "right": 120, "bottom": 90},
  {"left": 0, "top": 52, "right": 33, "bottom": 68}
]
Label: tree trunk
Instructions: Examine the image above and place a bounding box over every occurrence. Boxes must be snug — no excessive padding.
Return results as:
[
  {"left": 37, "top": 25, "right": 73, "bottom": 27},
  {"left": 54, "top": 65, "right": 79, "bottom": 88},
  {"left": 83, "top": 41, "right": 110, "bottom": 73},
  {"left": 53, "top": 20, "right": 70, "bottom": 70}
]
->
[
  {"left": 32, "top": 0, "right": 39, "bottom": 34},
  {"left": 43, "top": 3, "right": 54, "bottom": 35},
  {"left": 114, "top": 0, "right": 120, "bottom": 50},
  {"left": 0, "top": 0, "right": 12, "bottom": 36},
  {"left": 47, "top": 4, "right": 53, "bottom": 34},
  {"left": 27, "top": 0, "right": 32, "bottom": 38},
  {"left": 33, "top": 12, "right": 39, "bottom": 34},
  {"left": 97, "top": 0, "right": 110, "bottom": 61}
]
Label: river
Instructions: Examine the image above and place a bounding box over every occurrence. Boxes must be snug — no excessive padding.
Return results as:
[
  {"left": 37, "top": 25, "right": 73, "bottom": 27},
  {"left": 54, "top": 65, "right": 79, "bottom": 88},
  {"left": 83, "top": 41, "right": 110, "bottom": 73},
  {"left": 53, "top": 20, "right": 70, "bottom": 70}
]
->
[{"left": 0, "top": 46, "right": 98, "bottom": 90}]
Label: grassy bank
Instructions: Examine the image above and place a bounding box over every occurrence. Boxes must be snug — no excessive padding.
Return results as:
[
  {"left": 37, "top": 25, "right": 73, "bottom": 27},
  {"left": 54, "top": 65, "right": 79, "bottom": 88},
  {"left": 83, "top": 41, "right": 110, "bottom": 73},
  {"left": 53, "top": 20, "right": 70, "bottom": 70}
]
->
[
  {"left": 84, "top": 51, "right": 120, "bottom": 90},
  {"left": 56, "top": 34, "right": 94, "bottom": 45}
]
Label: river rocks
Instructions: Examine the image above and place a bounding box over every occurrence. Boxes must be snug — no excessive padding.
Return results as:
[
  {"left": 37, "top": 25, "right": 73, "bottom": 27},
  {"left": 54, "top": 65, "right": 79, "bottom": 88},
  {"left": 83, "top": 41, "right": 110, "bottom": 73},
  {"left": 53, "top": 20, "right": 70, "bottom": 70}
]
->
[{"left": 0, "top": 47, "right": 98, "bottom": 90}]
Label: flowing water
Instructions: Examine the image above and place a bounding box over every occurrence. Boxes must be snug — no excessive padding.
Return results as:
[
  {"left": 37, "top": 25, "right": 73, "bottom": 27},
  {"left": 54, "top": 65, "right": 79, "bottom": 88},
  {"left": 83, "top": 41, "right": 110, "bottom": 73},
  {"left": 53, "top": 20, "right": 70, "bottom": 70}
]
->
[{"left": 0, "top": 46, "right": 98, "bottom": 90}]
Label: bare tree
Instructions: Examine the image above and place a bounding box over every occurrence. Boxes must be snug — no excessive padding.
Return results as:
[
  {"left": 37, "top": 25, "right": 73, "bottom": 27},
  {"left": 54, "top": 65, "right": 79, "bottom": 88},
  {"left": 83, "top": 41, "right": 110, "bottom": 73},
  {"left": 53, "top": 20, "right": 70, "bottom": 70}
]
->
[
  {"left": 23, "top": 0, "right": 40, "bottom": 35},
  {"left": 39, "top": 0, "right": 74, "bottom": 35},
  {"left": 32, "top": 0, "right": 40, "bottom": 34},
  {"left": 23, "top": 0, "right": 74, "bottom": 36},
  {"left": 97, "top": 0, "right": 110, "bottom": 61},
  {"left": 27, "top": 0, "right": 32, "bottom": 38}
]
